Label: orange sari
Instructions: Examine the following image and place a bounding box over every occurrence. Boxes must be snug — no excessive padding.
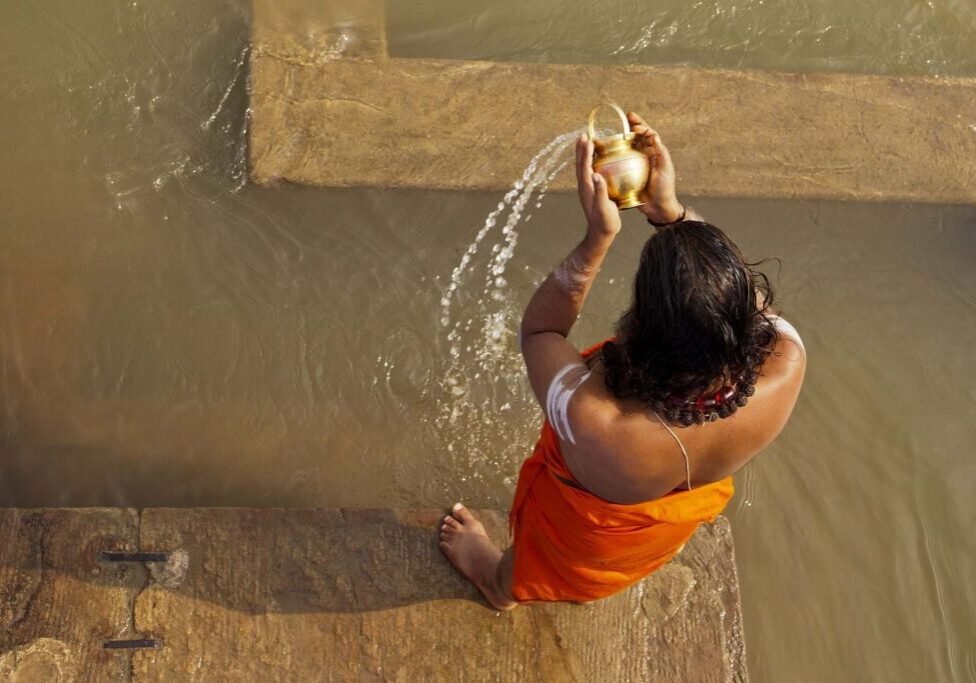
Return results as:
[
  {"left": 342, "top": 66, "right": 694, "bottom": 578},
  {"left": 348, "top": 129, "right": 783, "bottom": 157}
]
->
[{"left": 508, "top": 342, "right": 734, "bottom": 603}]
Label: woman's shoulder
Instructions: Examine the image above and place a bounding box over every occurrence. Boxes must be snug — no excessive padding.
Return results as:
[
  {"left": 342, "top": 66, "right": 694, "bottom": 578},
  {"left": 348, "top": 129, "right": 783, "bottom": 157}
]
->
[
  {"left": 703, "top": 319, "right": 806, "bottom": 466},
  {"left": 570, "top": 329, "right": 805, "bottom": 487},
  {"left": 562, "top": 375, "right": 691, "bottom": 498},
  {"left": 761, "top": 315, "right": 807, "bottom": 393}
]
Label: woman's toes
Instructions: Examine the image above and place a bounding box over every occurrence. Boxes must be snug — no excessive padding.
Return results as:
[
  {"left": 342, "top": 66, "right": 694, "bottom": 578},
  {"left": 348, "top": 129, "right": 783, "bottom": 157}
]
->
[
  {"left": 451, "top": 502, "right": 475, "bottom": 524},
  {"left": 443, "top": 515, "right": 461, "bottom": 529}
]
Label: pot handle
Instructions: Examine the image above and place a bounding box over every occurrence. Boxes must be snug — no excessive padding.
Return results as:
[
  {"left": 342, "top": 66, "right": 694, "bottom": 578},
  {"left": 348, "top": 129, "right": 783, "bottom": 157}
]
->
[{"left": 587, "top": 103, "right": 630, "bottom": 140}]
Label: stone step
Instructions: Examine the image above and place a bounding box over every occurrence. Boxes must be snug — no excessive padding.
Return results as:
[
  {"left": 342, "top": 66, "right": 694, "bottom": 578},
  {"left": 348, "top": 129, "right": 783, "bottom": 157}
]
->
[
  {"left": 0, "top": 508, "right": 745, "bottom": 682},
  {"left": 249, "top": 0, "right": 976, "bottom": 205}
]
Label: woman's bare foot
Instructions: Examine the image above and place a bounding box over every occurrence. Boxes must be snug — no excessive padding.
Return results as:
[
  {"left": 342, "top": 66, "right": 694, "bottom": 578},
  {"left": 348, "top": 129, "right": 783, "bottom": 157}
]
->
[{"left": 439, "top": 503, "right": 517, "bottom": 611}]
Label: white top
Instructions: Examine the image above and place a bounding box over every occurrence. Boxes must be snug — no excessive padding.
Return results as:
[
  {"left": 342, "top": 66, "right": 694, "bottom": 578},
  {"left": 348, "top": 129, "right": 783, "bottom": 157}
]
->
[{"left": 771, "top": 315, "right": 804, "bottom": 353}]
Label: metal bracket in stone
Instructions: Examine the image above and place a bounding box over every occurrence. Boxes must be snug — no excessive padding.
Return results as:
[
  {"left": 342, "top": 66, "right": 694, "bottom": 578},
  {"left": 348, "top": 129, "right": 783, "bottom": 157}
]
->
[
  {"left": 101, "top": 547, "right": 190, "bottom": 589},
  {"left": 98, "top": 548, "right": 185, "bottom": 654},
  {"left": 103, "top": 638, "right": 162, "bottom": 650}
]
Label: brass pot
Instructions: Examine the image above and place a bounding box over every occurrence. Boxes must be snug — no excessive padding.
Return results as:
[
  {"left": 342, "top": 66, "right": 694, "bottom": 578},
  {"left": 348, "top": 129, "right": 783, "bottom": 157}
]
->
[{"left": 587, "top": 103, "right": 650, "bottom": 210}]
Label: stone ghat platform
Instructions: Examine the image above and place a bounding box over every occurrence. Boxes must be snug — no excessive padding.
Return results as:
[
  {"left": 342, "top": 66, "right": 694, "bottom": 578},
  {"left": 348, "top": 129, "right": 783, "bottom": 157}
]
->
[
  {"left": 0, "top": 508, "right": 745, "bottom": 682},
  {"left": 248, "top": 0, "right": 976, "bottom": 205}
]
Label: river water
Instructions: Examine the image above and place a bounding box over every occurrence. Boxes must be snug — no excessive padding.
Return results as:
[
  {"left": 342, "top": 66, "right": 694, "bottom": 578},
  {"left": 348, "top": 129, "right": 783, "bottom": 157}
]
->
[{"left": 1, "top": 1, "right": 974, "bottom": 681}]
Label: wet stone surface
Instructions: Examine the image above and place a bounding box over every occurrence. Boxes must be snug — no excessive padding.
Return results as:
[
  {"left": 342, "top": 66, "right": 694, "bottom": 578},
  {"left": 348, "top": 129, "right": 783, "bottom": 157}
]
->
[
  {"left": 249, "top": 0, "right": 976, "bottom": 205},
  {"left": 132, "top": 508, "right": 746, "bottom": 682},
  {"left": 0, "top": 508, "right": 142, "bottom": 682},
  {"left": 0, "top": 508, "right": 745, "bottom": 681}
]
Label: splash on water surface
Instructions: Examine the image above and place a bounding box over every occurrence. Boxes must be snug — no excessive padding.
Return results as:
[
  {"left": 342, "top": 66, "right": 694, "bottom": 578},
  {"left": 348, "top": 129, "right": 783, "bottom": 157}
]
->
[{"left": 431, "top": 130, "right": 580, "bottom": 496}]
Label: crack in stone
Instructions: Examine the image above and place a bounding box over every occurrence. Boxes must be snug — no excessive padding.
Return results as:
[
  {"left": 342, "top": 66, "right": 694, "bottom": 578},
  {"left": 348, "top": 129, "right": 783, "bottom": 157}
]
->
[
  {"left": 254, "top": 47, "right": 384, "bottom": 70},
  {"left": 3, "top": 514, "right": 45, "bottom": 637},
  {"left": 126, "top": 508, "right": 149, "bottom": 683},
  {"left": 527, "top": 608, "right": 585, "bottom": 681},
  {"left": 262, "top": 91, "right": 386, "bottom": 113}
]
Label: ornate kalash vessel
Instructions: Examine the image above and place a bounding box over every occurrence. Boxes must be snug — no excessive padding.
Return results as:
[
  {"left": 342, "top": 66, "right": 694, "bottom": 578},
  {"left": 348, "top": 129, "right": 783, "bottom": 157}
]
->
[{"left": 587, "top": 103, "right": 651, "bottom": 210}]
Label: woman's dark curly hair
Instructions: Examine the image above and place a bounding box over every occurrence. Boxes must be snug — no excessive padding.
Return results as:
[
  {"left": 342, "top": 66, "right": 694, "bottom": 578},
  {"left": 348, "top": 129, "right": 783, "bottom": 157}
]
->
[{"left": 599, "top": 220, "right": 779, "bottom": 427}]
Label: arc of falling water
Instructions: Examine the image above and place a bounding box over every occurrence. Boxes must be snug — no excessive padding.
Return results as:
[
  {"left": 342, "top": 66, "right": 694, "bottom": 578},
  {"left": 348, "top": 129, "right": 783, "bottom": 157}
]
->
[
  {"left": 434, "top": 129, "right": 581, "bottom": 439},
  {"left": 438, "top": 129, "right": 583, "bottom": 330}
]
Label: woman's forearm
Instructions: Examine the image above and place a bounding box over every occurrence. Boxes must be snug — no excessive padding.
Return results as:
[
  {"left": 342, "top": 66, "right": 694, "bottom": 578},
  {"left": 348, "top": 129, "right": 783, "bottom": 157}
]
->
[
  {"left": 520, "top": 133, "right": 621, "bottom": 339},
  {"left": 520, "top": 231, "right": 615, "bottom": 338}
]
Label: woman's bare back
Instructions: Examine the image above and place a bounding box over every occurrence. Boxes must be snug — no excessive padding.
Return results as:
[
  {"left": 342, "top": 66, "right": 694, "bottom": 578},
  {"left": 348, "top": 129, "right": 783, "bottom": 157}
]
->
[{"left": 560, "top": 325, "right": 806, "bottom": 505}]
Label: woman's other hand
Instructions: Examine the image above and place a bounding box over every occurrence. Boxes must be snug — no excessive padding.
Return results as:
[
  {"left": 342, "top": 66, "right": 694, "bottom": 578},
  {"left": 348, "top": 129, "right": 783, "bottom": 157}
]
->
[
  {"left": 627, "top": 112, "right": 684, "bottom": 225},
  {"left": 577, "top": 133, "right": 622, "bottom": 240}
]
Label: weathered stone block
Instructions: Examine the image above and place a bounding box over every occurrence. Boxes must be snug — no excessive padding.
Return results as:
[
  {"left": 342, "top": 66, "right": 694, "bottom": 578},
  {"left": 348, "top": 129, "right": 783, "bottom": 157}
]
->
[
  {"left": 249, "top": 0, "right": 976, "bottom": 205},
  {"left": 249, "top": 52, "right": 976, "bottom": 205},
  {"left": 0, "top": 508, "right": 142, "bottom": 682},
  {"left": 133, "top": 508, "right": 745, "bottom": 682}
]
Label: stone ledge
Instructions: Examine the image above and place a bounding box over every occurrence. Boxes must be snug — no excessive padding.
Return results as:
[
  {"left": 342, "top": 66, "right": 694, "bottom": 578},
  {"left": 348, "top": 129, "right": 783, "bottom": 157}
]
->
[
  {"left": 0, "top": 509, "right": 142, "bottom": 682},
  {"left": 0, "top": 508, "right": 745, "bottom": 682},
  {"left": 249, "top": 37, "right": 976, "bottom": 204}
]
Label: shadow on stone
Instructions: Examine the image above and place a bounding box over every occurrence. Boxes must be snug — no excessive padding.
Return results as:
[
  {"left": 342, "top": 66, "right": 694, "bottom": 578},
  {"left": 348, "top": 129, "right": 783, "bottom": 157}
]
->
[
  {"left": 139, "top": 508, "right": 502, "bottom": 614},
  {"left": 0, "top": 509, "right": 143, "bottom": 681}
]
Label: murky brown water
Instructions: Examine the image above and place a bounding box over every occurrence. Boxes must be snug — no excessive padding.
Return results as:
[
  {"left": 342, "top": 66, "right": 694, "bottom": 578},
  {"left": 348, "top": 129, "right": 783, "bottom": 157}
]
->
[
  {"left": 1, "top": 1, "right": 975, "bottom": 681},
  {"left": 389, "top": 0, "right": 976, "bottom": 76}
]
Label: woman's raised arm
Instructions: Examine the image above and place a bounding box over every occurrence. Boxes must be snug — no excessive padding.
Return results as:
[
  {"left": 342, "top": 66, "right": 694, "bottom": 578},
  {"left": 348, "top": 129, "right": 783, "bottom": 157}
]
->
[{"left": 519, "top": 134, "right": 620, "bottom": 409}]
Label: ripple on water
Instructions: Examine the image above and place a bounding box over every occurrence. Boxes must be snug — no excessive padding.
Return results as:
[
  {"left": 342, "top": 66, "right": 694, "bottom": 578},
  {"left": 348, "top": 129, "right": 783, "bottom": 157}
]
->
[{"left": 375, "top": 326, "right": 435, "bottom": 409}]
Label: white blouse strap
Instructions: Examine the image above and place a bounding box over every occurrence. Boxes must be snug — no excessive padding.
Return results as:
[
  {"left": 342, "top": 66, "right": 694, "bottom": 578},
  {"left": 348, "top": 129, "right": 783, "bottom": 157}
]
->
[{"left": 654, "top": 412, "right": 693, "bottom": 491}]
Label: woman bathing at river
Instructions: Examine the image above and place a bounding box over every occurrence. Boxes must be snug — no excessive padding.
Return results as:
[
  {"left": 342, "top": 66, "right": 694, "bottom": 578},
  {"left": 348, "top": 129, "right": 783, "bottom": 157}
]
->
[{"left": 440, "top": 113, "right": 806, "bottom": 609}]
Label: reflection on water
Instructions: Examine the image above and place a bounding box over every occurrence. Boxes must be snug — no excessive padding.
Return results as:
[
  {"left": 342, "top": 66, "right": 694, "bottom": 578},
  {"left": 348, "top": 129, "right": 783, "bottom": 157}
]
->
[{"left": 0, "top": 1, "right": 975, "bottom": 682}]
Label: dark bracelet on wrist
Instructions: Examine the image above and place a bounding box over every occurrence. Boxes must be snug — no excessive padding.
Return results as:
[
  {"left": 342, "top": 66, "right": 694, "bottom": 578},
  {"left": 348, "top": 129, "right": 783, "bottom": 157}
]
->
[{"left": 647, "top": 206, "right": 686, "bottom": 228}]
